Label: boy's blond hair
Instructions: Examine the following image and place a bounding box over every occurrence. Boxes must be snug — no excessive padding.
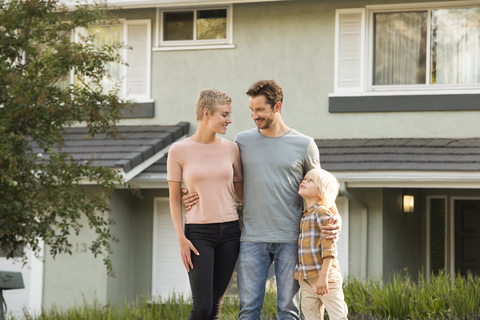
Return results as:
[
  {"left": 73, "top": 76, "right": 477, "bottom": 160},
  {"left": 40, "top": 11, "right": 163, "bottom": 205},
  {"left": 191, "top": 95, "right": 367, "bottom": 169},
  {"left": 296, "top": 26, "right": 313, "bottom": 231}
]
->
[
  {"left": 304, "top": 168, "right": 339, "bottom": 208},
  {"left": 196, "top": 89, "right": 232, "bottom": 121}
]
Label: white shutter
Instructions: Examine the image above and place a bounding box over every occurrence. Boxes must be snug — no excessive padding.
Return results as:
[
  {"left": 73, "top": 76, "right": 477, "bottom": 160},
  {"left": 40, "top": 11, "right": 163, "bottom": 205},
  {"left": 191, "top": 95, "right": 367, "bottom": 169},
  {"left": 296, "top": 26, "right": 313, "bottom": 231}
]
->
[
  {"left": 335, "top": 9, "right": 365, "bottom": 93},
  {"left": 152, "top": 198, "right": 190, "bottom": 299},
  {"left": 124, "top": 20, "right": 151, "bottom": 101}
]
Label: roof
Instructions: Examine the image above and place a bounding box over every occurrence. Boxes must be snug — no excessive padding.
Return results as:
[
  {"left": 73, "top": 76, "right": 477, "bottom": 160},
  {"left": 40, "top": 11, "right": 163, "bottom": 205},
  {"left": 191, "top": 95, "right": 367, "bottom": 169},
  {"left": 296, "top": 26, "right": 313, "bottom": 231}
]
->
[
  {"left": 61, "top": 0, "right": 286, "bottom": 10},
  {"left": 33, "top": 122, "right": 189, "bottom": 174},
  {"left": 144, "top": 138, "right": 480, "bottom": 173},
  {"left": 317, "top": 138, "right": 480, "bottom": 172}
]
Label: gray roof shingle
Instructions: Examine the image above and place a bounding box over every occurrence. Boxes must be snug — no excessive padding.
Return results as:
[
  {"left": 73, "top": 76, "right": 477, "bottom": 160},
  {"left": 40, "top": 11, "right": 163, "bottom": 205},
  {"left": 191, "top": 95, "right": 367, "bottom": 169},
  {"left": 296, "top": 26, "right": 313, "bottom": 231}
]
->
[
  {"left": 317, "top": 138, "right": 480, "bottom": 171},
  {"left": 144, "top": 137, "right": 480, "bottom": 173},
  {"left": 33, "top": 122, "right": 189, "bottom": 173}
]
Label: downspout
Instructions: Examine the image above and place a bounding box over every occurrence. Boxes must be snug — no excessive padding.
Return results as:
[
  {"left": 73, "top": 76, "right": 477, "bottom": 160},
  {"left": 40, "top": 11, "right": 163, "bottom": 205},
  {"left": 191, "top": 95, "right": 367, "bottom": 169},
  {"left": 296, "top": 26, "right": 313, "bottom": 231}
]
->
[{"left": 340, "top": 182, "right": 368, "bottom": 281}]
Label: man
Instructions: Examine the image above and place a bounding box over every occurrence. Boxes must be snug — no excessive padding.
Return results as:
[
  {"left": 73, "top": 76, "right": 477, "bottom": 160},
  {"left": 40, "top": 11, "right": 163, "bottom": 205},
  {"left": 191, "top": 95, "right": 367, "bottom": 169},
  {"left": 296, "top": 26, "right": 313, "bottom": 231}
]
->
[{"left": 183, "top": 79, "right": 340, "bottom": 320}]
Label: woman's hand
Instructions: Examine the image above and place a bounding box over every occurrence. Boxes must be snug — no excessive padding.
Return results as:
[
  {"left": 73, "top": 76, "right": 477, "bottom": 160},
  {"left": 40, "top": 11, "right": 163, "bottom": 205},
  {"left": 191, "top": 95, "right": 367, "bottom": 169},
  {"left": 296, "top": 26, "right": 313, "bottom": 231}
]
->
[
  {"left": 179, "top": 236, "right": 199, "bottom": 272},
  {"left": 316, "top": 274, "right": 329, "bottom": 296}
]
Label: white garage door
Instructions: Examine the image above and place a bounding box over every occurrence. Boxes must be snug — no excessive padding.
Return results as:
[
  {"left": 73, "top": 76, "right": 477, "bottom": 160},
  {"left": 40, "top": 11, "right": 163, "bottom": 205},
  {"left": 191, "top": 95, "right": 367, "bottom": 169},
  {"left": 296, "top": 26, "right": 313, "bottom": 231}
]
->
[
  {"left": 152, "top": 198, "right": 190, "bottom": 299},
  {"left": 0, "top": 247, "right": 43, "bottom": 319}
]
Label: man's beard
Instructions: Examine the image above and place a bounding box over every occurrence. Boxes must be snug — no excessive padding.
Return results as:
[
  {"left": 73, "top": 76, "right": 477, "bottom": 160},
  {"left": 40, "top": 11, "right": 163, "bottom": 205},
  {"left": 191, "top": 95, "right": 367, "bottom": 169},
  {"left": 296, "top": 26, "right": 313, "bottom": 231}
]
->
[{"left": 256, "top": 115, "right": 275, "bottom": 129}]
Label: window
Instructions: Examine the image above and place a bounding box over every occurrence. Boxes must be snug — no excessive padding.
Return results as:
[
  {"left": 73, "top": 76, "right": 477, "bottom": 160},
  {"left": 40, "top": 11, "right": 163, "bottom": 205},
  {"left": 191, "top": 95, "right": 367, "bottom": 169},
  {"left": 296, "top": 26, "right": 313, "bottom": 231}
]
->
[
  {"left": 334, "top": 3, "right": 480, "bottom": 94},
  {"left": 373, "top": 7, "right": 480, "bottom": 87},
  {"left": 156, "top": 6, "right": 233, "bottom": 50},
  {"left": 431, "top": 7, "right": 480, "bottom": 85},
  {"left": 60, "top": 20, "right": 152, "bottom": 103},
  {"left": 75, "top": 25, "right": 122, "bottom": 94},
  {"left": 373, "top": 11, "right": 427, "bottom": 86}
]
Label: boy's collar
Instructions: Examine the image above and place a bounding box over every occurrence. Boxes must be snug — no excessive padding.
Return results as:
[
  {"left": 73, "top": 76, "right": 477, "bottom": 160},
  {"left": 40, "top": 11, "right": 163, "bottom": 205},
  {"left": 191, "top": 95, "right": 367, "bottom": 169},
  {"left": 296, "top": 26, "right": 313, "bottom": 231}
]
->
[{"left": 305, "top": 203, "right": 320, "bottom": 213}]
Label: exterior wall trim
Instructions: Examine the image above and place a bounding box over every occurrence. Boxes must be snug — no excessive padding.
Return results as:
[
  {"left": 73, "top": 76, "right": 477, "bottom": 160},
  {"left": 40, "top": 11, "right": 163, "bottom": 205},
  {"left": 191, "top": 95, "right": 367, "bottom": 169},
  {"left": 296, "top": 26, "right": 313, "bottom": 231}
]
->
[
  {"left": 153, "top": 44, "right": 236, "bottom": 51},
  {"left": 366, "top": 0, "right": 480, "bottom": 10},
  {"left": 329, "top": 94, "right": 480, "bottom": 113},
  {"left": 336, "top": 171, "right": 480, "bottom": 189},
  {"left": 129, "top": 171, "right": 480, "bottom": 189},
  {"left": 128, "top": 174, "right": 169, "bottom": 188},
  {"left": 121, "top": 135, "right": 186, "bottom": 182}
]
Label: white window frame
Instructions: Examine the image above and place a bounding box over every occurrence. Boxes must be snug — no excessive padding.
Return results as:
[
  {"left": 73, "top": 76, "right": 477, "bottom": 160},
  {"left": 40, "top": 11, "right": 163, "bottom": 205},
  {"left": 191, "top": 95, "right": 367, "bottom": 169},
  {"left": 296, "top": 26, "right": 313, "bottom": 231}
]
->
[
  {"left": 154, "top": 5, "right": 235, "bottom": 51},
  {"left": 367, "top": 1, "right": 480, "bottom": 93},
  {"left": 333, "top": 1, "right": 480, "bottom": 96}
]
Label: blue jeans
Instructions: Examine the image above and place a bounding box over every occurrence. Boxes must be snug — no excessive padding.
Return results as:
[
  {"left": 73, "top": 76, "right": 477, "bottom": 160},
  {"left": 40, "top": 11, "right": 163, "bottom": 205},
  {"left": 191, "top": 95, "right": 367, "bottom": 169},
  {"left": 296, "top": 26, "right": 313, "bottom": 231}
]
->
[{"left": 237, "top": 242, "right": 300, "bottom": 320}]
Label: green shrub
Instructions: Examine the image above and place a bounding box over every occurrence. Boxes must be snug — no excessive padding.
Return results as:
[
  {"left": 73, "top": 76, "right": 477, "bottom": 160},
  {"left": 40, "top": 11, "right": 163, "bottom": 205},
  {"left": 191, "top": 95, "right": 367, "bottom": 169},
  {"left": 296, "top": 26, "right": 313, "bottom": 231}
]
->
[{"left": 343, "top": 270, "right": 480, "bottom": 319}]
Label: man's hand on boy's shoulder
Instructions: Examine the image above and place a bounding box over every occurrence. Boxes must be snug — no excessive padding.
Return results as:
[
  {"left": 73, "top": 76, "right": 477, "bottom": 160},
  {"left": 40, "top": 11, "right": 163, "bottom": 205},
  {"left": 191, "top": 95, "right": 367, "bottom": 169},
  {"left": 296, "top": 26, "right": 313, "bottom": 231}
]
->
[
  {"left": 182, "top": 188, "right": 198, "bottom": 211},
  {"left": 322, "top": 204, "right": 342, "bottom": 242}
]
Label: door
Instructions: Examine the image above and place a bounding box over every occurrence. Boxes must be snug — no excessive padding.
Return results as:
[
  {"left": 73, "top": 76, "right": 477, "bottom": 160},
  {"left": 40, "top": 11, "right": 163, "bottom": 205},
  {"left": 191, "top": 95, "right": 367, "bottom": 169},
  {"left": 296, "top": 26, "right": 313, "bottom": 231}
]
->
[
  {"left": 152, "top": 198, "right": 190, "bottom": 299},
  {"left": 455, "top": 200, "right": 480, "bottom": 276}
]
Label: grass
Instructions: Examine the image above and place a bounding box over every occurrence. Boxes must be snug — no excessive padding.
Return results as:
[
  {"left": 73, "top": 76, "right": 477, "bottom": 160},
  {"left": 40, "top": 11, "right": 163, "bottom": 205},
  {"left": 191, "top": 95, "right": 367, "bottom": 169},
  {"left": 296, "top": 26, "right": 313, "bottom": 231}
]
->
[
  {"left": 19, "top": 291, "right": 278, "bottom": 320},
  {"left": 13, "top": 271, "right": 480, "bottom": 320},
  {"left": 343, "top": 270, "right": 480, "bottom": 320}
]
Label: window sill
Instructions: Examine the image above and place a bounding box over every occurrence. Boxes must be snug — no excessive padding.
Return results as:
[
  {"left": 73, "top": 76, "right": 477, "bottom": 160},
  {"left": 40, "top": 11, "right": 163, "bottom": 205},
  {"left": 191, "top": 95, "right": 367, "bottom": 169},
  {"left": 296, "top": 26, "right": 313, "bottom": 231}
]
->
[
  {"left": 153, "top": 44, "right": 236, "bottom": 52},
  {"left": 329, "top": 92, "right": 480, "bottom": 113}
]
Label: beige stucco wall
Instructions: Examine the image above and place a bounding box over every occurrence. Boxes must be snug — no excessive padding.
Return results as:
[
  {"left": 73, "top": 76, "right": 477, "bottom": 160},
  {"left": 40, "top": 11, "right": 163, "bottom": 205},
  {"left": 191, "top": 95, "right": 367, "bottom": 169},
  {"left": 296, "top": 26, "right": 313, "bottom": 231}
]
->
[
  {"left": 382, "top": 188, "right": 424, "bottom": 280},
  {"left": 43, "top": 188, "right": 169, "bottom": 309},
  {"left": 43, "top": 187, "right": 108, "bottom": 309},
  {"left": 106, "top": 189, "right": 169, "bottom": 305},
  {"left": 116, "top": 0, "right": 480, "bottom": 140}
]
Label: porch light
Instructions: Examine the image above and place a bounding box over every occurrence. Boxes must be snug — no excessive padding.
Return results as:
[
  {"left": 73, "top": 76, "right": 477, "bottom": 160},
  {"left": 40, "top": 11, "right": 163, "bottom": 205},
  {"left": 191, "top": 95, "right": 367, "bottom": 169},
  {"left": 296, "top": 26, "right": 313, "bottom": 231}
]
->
[{"left": 403, "top": 195, "right": 414, "bottom": 213}]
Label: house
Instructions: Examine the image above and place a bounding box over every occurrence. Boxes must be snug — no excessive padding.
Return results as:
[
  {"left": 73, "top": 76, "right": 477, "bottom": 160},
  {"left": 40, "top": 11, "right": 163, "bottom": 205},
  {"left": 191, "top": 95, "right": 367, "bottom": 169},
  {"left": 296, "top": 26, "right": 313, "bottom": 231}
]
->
[{"left": 2, "top": 0, "right": 480, "bottom": 316}]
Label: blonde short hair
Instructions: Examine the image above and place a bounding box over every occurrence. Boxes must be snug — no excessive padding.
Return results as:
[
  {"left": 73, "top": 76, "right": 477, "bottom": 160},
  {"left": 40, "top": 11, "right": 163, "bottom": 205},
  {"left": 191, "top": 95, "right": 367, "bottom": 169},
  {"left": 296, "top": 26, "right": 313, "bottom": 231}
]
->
[
  {"left": 196, "top": 89, "right": 232, "bottom": 121},
  {"left": 304, "top": 168, "right": 339, "bottom": 208}
]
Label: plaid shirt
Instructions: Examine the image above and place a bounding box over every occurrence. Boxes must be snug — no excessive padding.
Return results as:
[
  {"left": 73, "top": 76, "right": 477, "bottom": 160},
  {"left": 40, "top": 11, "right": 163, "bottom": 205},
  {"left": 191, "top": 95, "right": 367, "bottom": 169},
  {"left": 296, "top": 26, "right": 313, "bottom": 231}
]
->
[{"left": 294, "top": 204, "right": 339, "bottom": 280}]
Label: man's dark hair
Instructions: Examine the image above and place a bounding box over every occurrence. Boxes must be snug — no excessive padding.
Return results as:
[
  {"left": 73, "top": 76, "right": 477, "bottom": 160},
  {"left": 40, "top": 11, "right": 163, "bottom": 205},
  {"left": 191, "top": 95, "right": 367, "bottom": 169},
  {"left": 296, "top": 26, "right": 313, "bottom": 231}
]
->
[{"left": 246, "top": 79, "right": 283, "bottom": 110}]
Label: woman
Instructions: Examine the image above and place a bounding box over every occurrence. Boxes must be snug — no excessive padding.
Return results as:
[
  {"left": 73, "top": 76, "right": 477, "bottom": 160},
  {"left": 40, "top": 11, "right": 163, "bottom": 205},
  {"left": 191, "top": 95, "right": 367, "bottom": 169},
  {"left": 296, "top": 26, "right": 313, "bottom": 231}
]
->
[{"left": 167, "top": 89, "right": 243, "bottom": 320}]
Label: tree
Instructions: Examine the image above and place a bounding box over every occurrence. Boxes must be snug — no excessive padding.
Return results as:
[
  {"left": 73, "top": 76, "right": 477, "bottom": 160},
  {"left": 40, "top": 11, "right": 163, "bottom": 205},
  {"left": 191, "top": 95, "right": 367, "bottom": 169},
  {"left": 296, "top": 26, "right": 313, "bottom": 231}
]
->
[{"left": 0, "top": 0, "right": 134, "bottom": 275}]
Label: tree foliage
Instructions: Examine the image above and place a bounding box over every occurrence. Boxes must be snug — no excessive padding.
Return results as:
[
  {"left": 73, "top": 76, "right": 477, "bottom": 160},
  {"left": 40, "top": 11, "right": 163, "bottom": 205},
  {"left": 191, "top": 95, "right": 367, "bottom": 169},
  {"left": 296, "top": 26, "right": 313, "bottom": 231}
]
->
[{"left": 0, "top": 0, "right": 133, "bottom": 275}]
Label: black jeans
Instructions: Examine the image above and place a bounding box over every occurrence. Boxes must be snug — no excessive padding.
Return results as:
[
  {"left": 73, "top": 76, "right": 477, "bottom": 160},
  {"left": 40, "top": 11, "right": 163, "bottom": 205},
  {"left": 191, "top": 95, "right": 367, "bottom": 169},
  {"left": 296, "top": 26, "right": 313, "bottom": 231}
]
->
[{"left": 184, "top": 220, "right": 241, "bottom": 320}]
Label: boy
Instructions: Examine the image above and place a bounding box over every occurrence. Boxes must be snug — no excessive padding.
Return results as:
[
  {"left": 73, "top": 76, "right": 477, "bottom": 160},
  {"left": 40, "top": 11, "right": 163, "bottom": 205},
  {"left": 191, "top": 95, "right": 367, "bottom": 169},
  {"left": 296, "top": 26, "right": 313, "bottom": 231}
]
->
[{"left": 295, "top": 168, "right": 348, "bottom": 320}]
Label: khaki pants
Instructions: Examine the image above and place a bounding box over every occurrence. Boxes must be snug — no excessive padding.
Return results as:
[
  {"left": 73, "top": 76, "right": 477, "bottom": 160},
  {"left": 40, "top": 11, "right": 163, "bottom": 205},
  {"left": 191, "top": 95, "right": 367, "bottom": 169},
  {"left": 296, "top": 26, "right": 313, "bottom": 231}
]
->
[{"left": 299, "top": 267, "right": 348, "bottom": 320}]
